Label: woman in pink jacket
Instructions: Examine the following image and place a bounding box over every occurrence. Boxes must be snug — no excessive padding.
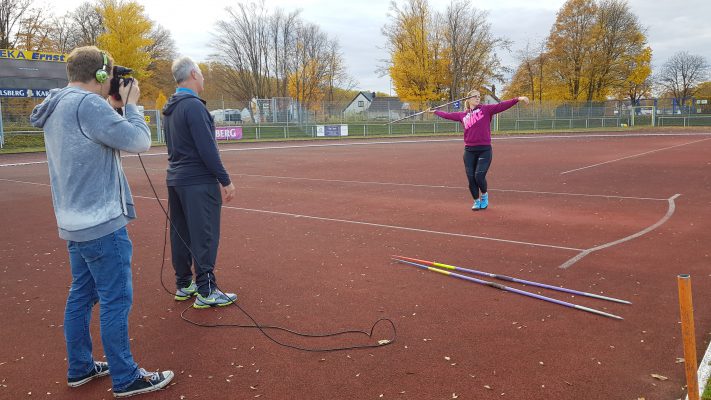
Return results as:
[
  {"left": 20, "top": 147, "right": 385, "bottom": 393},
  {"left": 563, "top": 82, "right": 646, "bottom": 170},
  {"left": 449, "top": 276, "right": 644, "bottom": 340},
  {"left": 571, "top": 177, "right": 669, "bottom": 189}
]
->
[{"left": 428, "top": 90, "right": 529, "bottom": 210}]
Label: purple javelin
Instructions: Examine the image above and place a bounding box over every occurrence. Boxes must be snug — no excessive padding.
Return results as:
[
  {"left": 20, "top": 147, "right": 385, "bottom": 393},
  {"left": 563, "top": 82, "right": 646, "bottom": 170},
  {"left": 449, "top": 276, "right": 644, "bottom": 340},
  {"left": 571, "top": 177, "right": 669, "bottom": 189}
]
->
[
  {"left": 393, "top": 255, "right": 631, "bottom": 305},
  {"left": 394, "top": 258, "right": 623, "bottom": 320}
]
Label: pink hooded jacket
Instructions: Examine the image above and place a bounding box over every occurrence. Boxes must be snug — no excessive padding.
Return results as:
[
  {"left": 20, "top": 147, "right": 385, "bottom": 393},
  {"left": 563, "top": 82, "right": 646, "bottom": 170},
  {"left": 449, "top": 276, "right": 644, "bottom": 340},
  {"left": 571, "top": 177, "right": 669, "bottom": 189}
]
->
[{"left": 434, "top": 98, "right": 519, "bottom": 146}]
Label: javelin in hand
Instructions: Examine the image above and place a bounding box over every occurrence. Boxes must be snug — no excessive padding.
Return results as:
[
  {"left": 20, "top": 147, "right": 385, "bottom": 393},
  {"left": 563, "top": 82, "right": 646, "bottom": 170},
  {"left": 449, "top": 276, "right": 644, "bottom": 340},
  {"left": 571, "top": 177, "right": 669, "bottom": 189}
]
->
[{"left": 385, "top": 86, "right": 501, "bottom": 125}]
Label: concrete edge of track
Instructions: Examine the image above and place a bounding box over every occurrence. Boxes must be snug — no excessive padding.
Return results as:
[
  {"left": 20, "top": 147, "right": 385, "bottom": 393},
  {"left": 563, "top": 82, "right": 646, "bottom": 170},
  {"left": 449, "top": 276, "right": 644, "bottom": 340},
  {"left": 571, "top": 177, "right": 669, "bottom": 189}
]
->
[{"left": 686, "top": 337, "right": 711, "bottom": 400}]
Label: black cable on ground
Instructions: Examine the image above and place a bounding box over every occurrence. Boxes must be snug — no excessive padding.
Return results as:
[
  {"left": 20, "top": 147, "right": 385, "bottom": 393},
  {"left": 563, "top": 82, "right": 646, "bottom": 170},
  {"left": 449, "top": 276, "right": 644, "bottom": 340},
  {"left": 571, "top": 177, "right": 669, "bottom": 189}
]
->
[{"left": 137, "top": 153, "right": 396, "bottom": 352}]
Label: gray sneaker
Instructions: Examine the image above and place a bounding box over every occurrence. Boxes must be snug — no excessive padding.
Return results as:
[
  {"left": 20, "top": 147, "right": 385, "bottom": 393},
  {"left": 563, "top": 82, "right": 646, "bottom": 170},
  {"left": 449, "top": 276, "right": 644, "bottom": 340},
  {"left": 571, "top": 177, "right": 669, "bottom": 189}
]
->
[
  {"left": 174, "top": 281, "right": 197, "bottom": 301},
  {"left": 193, "top": 289, "right": 238, "bottom": 309}
]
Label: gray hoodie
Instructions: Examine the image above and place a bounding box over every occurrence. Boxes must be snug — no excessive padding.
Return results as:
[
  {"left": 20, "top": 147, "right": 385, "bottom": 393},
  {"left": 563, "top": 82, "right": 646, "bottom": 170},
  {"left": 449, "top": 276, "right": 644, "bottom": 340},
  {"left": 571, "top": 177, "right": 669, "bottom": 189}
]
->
[{"left": 30, "top": 87, "right": 151, "bottom": 242}]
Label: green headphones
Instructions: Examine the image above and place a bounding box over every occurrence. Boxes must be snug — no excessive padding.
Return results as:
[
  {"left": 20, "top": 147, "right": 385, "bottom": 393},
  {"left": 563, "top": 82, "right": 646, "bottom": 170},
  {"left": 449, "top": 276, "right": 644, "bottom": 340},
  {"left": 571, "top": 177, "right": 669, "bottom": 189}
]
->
[{"left": 95, "top": 52, "right": 109, "bottom": 83}]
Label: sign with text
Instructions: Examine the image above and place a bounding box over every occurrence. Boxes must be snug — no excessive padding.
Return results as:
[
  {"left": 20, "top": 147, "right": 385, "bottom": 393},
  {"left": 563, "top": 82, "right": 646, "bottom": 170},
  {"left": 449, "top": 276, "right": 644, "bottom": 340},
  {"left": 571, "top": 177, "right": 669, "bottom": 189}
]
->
[
  {"left": 316, "top": 124, "right": 349, "bottom": 137},
  {"left": 215, "top": 126, "right": 243, "bottom": 140},
  {"left": 0, "top": 88, "right": 50, "bottom": 97},
  {"left": 0, "top": 49, "right": 67, "bottom": 63},
  {"left": 0, "top": 49, "right": 68, "bottom": 91}
]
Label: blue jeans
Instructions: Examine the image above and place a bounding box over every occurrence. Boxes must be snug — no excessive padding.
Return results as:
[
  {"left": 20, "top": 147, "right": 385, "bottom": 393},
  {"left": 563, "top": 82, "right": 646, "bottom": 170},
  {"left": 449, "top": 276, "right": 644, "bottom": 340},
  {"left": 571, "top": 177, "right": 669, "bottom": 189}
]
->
[{"left": 65, "top": 226, "right": 139, "bottom": 390}]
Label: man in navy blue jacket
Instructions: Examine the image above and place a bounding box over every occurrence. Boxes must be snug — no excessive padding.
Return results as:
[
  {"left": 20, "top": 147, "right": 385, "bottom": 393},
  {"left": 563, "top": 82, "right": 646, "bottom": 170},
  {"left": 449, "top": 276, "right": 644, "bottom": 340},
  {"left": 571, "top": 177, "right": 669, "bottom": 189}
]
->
[{"left": 162, "top": 56, "right": 237, "bottom": 309}]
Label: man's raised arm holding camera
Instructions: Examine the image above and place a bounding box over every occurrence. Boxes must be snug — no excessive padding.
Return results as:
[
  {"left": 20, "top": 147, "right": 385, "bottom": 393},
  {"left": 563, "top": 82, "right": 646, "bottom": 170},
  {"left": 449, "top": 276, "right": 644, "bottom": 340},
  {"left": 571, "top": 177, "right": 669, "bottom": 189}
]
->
[{"left": 29, "top": 46, "right": 174, "bottom": 398}]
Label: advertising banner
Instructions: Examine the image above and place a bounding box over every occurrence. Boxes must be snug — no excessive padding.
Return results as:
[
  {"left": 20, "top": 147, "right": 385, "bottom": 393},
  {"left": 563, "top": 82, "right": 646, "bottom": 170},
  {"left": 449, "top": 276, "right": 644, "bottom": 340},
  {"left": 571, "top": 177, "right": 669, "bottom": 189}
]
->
[
  {"left": 316, "top": 124, "right": 349, "bottom": 137},
  {"left": 215, "top": 126, "right": 243, "bottom": 140},
  {"left": 0, "top": 88, "right": 51, "bottom": 98}
]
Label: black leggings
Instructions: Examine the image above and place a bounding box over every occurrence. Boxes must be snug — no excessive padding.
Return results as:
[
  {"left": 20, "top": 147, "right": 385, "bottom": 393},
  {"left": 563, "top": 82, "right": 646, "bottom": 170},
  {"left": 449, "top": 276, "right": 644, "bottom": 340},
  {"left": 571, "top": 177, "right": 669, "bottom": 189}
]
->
[{"left": 463, "top": 146, "right": 492, "bottom": 200}]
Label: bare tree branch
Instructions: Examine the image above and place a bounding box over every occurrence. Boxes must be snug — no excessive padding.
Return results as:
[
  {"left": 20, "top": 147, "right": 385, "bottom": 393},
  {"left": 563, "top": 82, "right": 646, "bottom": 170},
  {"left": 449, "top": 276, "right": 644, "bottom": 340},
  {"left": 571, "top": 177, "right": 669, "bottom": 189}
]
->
[
  {"left": 655, "top": 51, "right": 710, "bottom": 104},
  {"left": 0, "top": 0, "right": 33, "bottom": 48}
]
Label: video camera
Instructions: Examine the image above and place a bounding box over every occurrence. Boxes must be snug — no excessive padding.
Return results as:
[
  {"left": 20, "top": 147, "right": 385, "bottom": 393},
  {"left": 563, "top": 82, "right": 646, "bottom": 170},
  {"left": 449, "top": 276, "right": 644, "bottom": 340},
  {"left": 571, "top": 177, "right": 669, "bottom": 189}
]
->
[{"left": 108, "top": 65, "right": 134, "bottom": 101}]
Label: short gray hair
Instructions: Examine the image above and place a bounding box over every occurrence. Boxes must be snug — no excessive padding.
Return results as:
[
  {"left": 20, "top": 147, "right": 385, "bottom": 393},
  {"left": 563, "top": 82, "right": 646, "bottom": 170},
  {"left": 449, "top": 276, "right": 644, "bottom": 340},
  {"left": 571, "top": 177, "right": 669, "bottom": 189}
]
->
[{"left": 172, "top": 56, "right": 200, "bottom": 84}]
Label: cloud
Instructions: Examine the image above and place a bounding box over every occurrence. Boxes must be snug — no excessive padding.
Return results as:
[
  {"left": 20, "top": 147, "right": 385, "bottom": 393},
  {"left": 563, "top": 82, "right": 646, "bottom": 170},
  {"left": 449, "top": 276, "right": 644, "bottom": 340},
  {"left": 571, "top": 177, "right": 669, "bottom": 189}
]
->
[{"left": 50, "top": 0, "right": 711, "bottom": 93}]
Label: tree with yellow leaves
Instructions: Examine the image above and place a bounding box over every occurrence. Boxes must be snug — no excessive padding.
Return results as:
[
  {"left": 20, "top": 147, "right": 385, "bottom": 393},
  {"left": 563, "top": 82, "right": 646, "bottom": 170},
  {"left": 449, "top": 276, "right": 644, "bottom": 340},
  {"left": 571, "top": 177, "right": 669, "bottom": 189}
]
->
[
  {"left": 695, "top": 81, "right": 711, "bottom": 97},
  {"left": 155, "top": 91, "right": 167, "bottom": 112},
  {"left": 546, "top": 0, "right": 597, "bottom": 101},
  {"left": 96, "top": 0, "right": 153, "bottom": 80},
  {"left": 287, "top": 23, "right": 331, "bottom": 113},
  {"left": 288, "top": 59, "right": 326, "bottom": 112},
  {"left": 617, "top": 46, "right": 652, "bottom": 104},
  {"left": 384, "top": 0, "right": 448, "bottom": 109},
  {"left": 544, "top": 0, "right": 650, "bottom": 101},
  {"left": 441, "top": 0, "right": 507, "bottom": 101},
  {"left": 584, "top": 0, "right": 648, "bottom": 100}
]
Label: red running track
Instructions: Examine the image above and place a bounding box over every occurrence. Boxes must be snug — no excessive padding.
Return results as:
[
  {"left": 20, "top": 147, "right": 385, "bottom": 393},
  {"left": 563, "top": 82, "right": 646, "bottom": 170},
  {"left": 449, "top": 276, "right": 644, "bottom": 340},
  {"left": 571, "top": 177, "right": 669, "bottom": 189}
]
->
[{"left": 1, "top": 130, "right": 710, "bottom": 399}]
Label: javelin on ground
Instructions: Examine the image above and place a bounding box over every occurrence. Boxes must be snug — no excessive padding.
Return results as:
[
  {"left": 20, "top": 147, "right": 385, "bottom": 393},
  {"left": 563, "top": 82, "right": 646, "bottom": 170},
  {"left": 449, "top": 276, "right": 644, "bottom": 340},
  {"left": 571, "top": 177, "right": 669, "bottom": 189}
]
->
[
  {"left": 391, "top": 257, "right": 624, "bottom": 320},
  {"left": 392, "top": 255, "right": 631, "bottom": 304}
]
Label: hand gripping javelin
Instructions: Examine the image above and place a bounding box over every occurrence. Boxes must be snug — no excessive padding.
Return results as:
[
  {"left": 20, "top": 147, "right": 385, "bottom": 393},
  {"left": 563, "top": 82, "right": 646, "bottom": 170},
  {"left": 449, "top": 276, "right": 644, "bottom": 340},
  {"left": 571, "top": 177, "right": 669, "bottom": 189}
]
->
[{"left": 384, "top": 86, "right": 501, "bottom": 125}]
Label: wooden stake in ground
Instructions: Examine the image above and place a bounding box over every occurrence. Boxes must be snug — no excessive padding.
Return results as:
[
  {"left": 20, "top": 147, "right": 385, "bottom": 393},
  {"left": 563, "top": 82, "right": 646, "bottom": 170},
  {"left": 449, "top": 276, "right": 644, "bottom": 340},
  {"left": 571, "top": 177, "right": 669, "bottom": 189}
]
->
[{"left": 678, "top": 274, "right": 699, "bottom": 400}]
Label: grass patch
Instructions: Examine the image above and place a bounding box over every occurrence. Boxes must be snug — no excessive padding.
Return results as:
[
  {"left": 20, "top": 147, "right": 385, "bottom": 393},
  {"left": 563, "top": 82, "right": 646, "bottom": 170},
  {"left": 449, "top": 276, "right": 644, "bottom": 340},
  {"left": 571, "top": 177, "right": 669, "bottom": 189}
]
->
[
  {"left": 0, "top": 133, "right": 45, "bottom": 154},
  {"left": 703, "top": 376, "right": 711, "bottom": 400}
]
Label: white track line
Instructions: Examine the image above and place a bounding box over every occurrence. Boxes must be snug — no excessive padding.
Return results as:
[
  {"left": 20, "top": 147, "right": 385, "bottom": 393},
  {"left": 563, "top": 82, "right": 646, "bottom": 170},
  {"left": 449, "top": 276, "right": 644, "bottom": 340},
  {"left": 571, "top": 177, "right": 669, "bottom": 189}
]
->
[
  {"left": 132, "top": 195, "right": 583, "bottom": 252},
  {"left": 3, "top": 132, "right": 711, "bottom": 168},
  {"left": 119, "top": 138, "right": 463, "bottom": 159},
  {"left": 0, "top": 138, "right": 462, "bottom": 166},
  {"left": 558, "top": 194, "right": 680, "bottom": 269},
  {"left": 560, "top": 138, "right": 711, "bottom": 175},
  {"left": 0, "top": 173, "right": 668, "bottom": 202},
  {"left": 0, "top": 177, "right": 49, "bottom": 186},
  {"left": 0, "top": 177, "right": 675, "bottom": 260},
  {"left": 234, "top": 173, "right": 669, "bottom": 201},
  {"left": 0, "top": 161, "right": 48, "bottom": 167}
]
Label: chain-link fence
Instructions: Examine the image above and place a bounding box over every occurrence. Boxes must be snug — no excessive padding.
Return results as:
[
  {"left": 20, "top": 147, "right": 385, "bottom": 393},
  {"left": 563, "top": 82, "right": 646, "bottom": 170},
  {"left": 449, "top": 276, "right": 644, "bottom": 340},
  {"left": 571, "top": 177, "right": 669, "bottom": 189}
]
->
[{"left": 2, "top": 96, "right": 711, "bottom": 150}]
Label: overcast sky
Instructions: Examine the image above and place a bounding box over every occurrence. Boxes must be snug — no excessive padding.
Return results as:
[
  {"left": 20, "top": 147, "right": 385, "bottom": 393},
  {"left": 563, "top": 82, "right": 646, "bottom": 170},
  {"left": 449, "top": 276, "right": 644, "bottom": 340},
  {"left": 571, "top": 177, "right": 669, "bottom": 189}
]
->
[{"left": 50, "top": 0, "right": 711, "bottom": 94}]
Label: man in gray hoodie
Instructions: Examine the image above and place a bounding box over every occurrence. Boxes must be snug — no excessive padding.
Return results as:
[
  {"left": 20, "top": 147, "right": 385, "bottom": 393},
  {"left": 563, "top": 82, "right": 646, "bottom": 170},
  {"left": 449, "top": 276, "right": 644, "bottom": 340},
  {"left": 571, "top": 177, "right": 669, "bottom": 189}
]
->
[{"left": 30, "top": 46, "right": 173, "bottom": 398}]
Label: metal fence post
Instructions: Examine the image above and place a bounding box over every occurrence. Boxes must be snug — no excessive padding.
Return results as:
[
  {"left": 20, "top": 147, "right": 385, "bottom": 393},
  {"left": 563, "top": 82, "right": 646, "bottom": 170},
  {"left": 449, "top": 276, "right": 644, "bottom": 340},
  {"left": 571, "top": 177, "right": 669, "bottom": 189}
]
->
[
  {"left": 155, "top": 110, "right": 162, "bottom": 143},
  {"left": 652, "top": 106, "right": 656, "bottom": 127},
  {"left": 0, "top": 101, "right": 4, "bottom": 148}
]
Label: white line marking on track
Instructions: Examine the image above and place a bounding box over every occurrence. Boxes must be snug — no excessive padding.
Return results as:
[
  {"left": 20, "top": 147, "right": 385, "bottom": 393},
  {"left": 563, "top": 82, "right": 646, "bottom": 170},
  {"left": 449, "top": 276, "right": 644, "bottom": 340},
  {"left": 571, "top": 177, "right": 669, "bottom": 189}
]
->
[
  {"left": 3, "top": 131, "right": 710, "bottom": 168},
  {"left": 0, "top": 177, "right": 675, "bottom": 258},
  {"left": 558, "top": 194, "right": 680, "bottom": 269},
  {"left": 0, "top": 177, "right": 49, "bottom": 186},
  {"left": 560, "top": 138, "right": 711, "bottom": 174},
  {"left": 235, "top": 173, "right": 669, "bottom": 201},
  {"left": 120, "top": 138, "right": 464, "bottom": 159},
  {"left": 0, "top": 161, "right": 48, "bottom": 167},
  {"left": 132, "top": 195, "right": 584, "bottom": 252}
]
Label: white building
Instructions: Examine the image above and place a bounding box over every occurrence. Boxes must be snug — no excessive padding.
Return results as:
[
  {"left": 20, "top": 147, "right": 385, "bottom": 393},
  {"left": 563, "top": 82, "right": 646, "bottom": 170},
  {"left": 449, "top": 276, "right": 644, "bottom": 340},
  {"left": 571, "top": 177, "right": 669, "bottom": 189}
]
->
[{"left": 342, "top": 91, "right": 375, "bottom": 114}]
